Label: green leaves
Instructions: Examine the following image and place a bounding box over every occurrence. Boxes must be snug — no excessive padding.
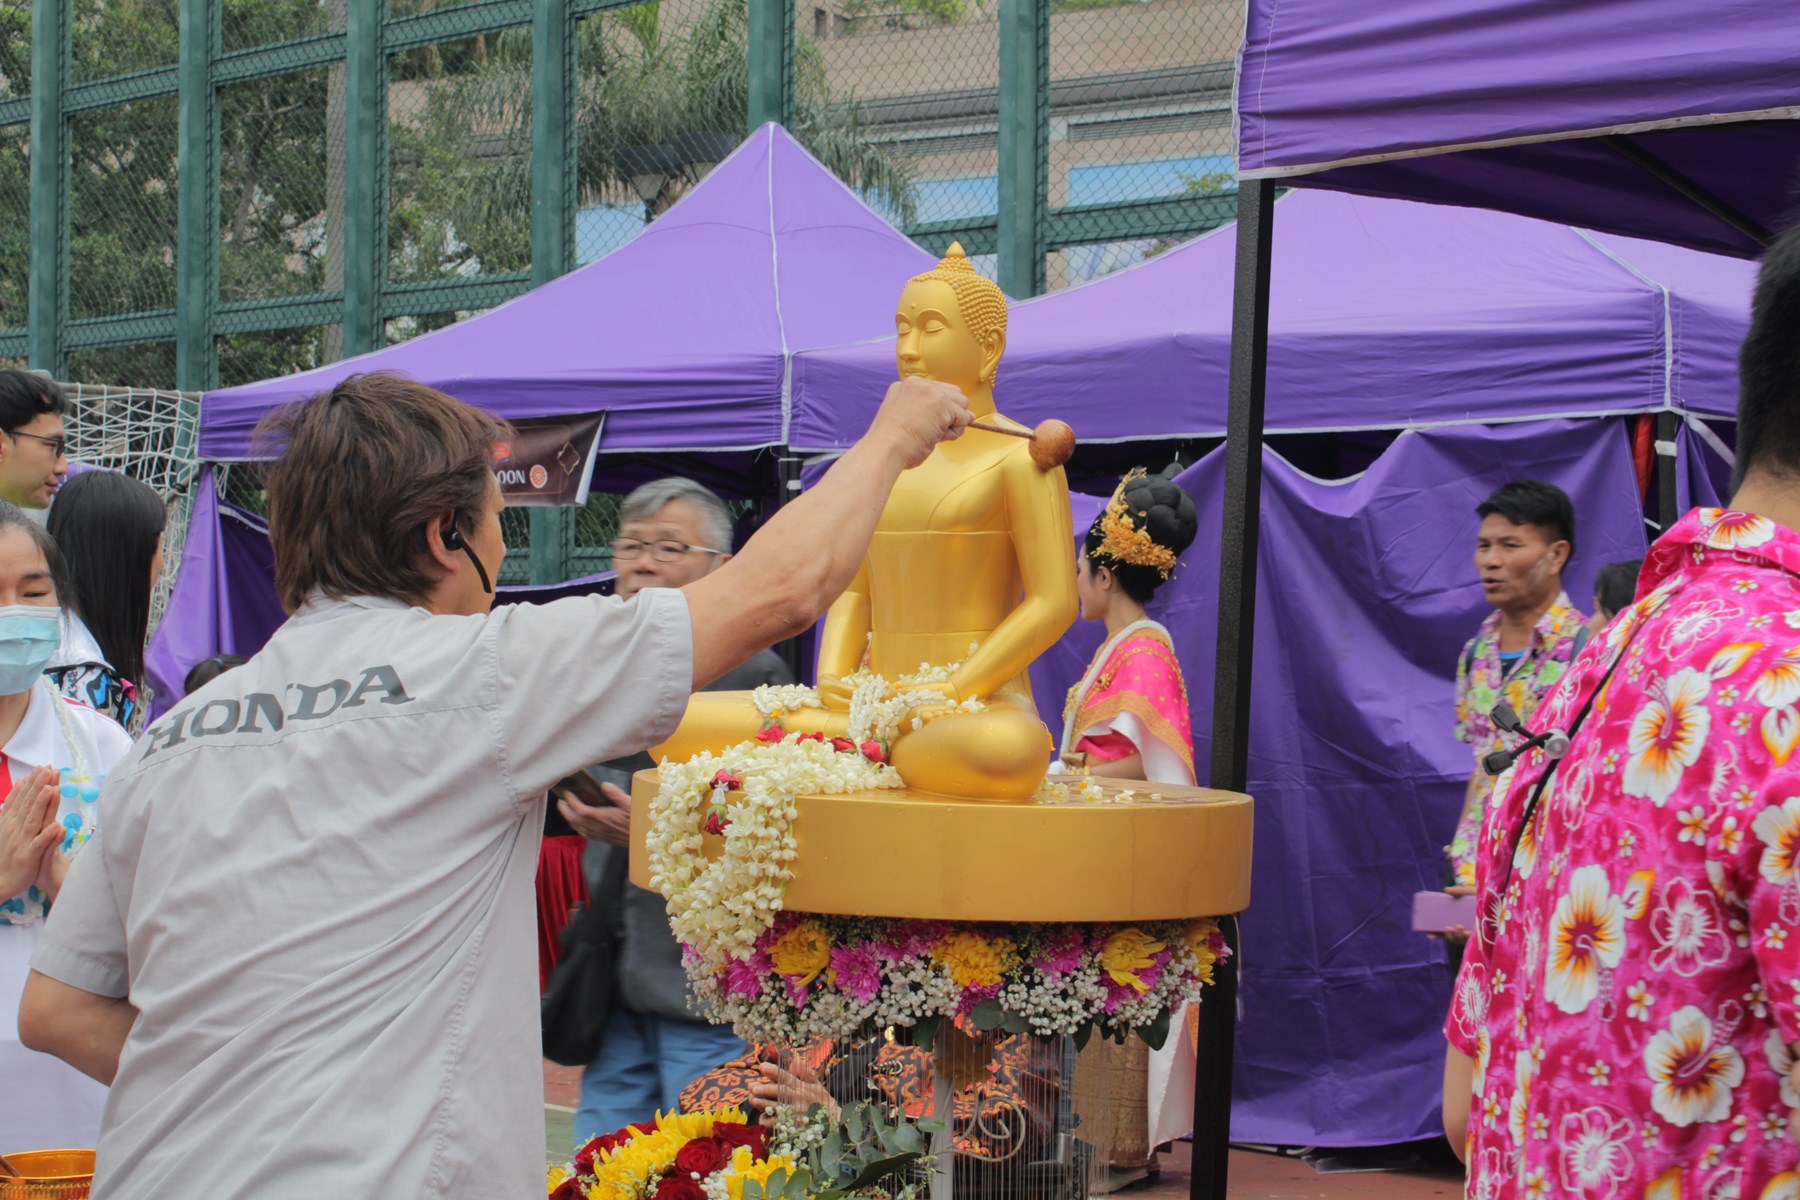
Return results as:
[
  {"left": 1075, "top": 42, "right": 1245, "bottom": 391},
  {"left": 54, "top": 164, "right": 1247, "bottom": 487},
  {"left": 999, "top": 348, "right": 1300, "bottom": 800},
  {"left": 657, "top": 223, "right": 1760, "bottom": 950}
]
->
[{"left": 788, "top": 1099, "right": 936, "bottom": 1200}]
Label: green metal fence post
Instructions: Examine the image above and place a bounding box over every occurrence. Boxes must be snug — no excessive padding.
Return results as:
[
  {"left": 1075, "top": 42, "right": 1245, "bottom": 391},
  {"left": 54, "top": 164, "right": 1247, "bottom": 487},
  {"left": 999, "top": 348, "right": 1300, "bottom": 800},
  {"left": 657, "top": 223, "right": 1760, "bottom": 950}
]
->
[
  {"left": 747, "top": 0, "right": 791, "bottom": 132},
  {"left": 527, "top": 0, "right": 576, "bottom": 585},
  {"left": 341, "top": 0, "right": 383, "bottom": 357},
  {"left": 997, "top": 0, "right": 1047, "bottom": 298},
  {"left": 26, "top": 0, "right": 67, "bottom": 374},
  {"left": 175, "top": 0, "right": 218, "bottom": 392}
]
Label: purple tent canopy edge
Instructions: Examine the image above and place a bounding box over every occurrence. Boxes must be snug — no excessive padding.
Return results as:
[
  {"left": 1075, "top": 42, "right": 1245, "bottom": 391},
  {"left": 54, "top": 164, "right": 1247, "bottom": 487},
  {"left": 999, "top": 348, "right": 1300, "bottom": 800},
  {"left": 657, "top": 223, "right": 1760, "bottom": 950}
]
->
[
  {"left": 1236, "top": 0, "right": 1800, "bottom": 257},
  {"left": 195, "top": 124, "right": 936, "bottom": 461}
]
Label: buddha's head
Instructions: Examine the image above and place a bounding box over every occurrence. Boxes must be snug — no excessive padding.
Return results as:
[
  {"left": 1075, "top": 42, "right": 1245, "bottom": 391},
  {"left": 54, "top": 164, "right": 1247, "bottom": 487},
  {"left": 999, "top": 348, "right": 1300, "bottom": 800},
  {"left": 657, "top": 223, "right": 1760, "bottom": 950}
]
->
[{"left": 896, "top": 243, "right": 1007, "bottom": 394}]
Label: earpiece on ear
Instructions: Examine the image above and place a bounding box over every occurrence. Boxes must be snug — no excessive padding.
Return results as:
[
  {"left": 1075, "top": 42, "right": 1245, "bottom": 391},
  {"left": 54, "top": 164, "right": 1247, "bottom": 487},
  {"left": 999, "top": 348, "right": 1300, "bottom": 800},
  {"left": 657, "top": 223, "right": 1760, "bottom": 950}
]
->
[{"left": 442, "top": 523, "right": 465, "bottom": 552}]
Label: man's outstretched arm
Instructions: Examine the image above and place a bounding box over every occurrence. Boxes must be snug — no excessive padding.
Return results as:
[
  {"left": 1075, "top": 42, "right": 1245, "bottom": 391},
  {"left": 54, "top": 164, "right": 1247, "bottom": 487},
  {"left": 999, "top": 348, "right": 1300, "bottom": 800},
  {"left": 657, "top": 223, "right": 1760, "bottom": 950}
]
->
[{"left": 19, "top": 969, "right": 136, "bottom": 1085}]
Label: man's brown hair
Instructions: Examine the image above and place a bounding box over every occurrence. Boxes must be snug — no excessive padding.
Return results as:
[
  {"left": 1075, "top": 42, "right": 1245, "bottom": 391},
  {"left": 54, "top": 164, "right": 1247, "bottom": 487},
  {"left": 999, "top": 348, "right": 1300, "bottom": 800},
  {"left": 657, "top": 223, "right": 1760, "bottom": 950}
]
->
[{"left": 256, "top": 372, "right": 509, "bottom": 613}]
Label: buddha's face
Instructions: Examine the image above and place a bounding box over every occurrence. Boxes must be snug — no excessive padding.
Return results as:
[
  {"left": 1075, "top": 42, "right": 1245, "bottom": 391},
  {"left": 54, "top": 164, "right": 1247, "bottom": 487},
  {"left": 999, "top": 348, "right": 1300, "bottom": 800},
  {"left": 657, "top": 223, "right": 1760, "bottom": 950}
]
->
[{"left": 895, "top": 279, "right": 1000, "bottom": 394}]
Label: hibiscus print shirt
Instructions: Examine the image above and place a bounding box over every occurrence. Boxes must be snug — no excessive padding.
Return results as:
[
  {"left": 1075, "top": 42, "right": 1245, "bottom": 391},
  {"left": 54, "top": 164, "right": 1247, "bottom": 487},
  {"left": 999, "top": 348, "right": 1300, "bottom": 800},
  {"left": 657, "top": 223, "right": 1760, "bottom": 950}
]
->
[
  {"left": 1449, "top": 509, "right": 1800, "bottom": 1200},
  {"left": 1451, "top": 592, "right": 1590, "bottom": 887}
]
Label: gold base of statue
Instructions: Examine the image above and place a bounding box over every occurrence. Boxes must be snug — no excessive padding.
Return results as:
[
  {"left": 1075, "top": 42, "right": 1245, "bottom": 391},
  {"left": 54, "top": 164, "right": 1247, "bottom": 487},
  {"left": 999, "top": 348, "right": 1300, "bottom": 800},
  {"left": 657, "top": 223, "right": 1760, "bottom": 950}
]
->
[{"left": 628, "top": 770, "right": 1252, "bottom": 922}]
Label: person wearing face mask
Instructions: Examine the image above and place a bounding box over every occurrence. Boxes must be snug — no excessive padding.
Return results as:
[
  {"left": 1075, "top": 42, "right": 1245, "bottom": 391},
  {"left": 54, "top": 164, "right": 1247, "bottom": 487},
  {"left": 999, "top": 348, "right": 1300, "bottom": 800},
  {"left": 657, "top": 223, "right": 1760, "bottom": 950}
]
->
[
  {"left": 0, "top": 501, "right": 133, "bottom": 1154},
  {"left": 0, "top": 371, "right": 72, "bottom": 511},
  {"left": 1445, "top": 480, "right": 1587, "bottom": 903},
  {"left": 553, "top": 477, "right": 791, "bottom": 1146}
]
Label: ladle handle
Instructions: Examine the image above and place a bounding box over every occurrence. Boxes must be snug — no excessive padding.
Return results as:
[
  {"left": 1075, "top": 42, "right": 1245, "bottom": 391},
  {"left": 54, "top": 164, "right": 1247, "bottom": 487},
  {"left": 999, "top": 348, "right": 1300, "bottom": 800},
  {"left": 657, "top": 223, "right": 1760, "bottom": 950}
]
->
[{"left": 967, "top": 420, "right": 1034, "bottom": 440}]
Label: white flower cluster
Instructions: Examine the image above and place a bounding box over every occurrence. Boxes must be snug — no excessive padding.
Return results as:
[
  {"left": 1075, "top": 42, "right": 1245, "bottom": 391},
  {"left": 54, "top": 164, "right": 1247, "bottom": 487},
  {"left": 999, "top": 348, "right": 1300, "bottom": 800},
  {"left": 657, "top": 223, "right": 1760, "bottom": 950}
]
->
[
  {"left": 648, "top": 733, "right": 906, "bottom": 958},
  {"left": 751, "top": 684, "right": 823, "bottom": 718}
]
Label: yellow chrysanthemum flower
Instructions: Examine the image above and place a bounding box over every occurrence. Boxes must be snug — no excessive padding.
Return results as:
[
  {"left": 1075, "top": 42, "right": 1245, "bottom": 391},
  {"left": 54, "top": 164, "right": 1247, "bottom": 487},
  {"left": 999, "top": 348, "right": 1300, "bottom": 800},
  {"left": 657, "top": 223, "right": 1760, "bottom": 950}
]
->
[
  {"left": 548, "top": 1165, "right": 572, "bottom": 1192},
  {"left": 1099, "top": 927, "right": 1166, "bottom": 993},
  {"left": 1184, "top": 919, "right": 1219, "bottom": 985},
  {"left": 723, "top": 1144, "right": 799, "bottom": 1200},
  {"left": 593, "top": 1129, "right": 686, "bottom": 1200},
  {"left": 769, "top": 921, "right": 832, "bottom": 986},
  {"left": 931, "top": 930, "right": 1017, "bottom": 989}
]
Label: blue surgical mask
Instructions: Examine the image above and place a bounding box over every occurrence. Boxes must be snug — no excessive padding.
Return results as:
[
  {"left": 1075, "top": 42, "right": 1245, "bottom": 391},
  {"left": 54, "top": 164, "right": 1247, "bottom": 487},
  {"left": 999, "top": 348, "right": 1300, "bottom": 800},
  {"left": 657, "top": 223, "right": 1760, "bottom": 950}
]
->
[{"left": 0, "top": 604, "right": 62, "bottom": 694}]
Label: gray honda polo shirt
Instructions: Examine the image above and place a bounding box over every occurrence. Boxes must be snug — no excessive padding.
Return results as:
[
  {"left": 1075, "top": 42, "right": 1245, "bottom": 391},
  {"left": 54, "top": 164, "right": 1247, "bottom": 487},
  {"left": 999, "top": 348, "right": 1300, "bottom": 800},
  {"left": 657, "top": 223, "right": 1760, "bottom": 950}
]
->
[{"left": 32, "top": 588, "right": 692, "bottom": 1198}]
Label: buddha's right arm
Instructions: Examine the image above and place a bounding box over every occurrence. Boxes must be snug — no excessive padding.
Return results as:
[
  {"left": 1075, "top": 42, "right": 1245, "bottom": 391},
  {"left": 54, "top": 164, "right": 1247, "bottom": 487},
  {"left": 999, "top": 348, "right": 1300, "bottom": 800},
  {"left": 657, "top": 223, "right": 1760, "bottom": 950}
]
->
[
  {"left": 816, "top": 562, "right": 872, "bottom": 684},
  {"left": 683, "top": 377, "right": 970, "bottom": 690}
]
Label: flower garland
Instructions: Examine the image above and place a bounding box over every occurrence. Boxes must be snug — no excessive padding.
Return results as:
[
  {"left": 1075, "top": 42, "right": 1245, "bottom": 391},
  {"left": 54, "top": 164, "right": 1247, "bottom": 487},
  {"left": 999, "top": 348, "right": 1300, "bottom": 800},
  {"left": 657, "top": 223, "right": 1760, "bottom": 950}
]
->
[
  {"left": 651, "top": 666, "right": 984, "bottom": 958},
  {"left": 548, "top": 1108, "right": 789, "bottom": 1200},
  {"left": 685, "top": 913, "right": 1227, "bottom": 1048}
]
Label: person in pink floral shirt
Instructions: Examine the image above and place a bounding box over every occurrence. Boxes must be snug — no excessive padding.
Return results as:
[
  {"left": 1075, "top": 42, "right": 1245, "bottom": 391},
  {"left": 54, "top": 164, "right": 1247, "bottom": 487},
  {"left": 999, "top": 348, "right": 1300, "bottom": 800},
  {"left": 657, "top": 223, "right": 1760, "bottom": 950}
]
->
[{"left": 1445, "top": 230, "right": 1800, "bottom": 1200}]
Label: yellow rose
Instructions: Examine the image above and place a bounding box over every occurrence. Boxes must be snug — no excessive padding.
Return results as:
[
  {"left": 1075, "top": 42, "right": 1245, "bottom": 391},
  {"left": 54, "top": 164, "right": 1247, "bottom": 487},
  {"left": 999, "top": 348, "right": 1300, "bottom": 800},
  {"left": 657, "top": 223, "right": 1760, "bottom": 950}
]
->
[
  {"left": 1184, "top": 919, "right": 1220, "bottom": 985},
  {"left": 769, "top": 920, "right": 832, "bottom": 986},
  {"left": 1099, "top": 927, "right": 1166, "bottom": 993},
  {"left": 931, "top": 930, "right": 1017, "bottom": 989}
]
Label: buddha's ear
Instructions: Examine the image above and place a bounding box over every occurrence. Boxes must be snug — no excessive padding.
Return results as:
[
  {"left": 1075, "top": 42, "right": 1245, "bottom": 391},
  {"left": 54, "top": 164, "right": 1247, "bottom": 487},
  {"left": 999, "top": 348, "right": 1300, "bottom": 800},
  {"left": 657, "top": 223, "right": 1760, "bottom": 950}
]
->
[{"left": 978, "top": 331, "right": 1006, "bottom": 385}]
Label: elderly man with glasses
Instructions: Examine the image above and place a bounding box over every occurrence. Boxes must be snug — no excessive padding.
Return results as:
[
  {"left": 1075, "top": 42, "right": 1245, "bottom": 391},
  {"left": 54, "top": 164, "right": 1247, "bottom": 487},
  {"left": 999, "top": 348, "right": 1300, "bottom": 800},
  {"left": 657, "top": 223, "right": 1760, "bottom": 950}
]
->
[
  {"left": 555, "top": 476, "right": 792, "bottom": 1145},
  {"left": 0, "top": 371, "right": 71, "bottom": 510}
]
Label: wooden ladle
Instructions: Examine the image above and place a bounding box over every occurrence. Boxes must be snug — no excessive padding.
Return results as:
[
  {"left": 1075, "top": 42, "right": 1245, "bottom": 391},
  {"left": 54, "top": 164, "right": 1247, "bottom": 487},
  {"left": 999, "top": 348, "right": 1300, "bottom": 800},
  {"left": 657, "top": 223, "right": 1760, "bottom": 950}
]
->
[{"left": 967, "top": 417, "right": 1076, "bottom": 468}]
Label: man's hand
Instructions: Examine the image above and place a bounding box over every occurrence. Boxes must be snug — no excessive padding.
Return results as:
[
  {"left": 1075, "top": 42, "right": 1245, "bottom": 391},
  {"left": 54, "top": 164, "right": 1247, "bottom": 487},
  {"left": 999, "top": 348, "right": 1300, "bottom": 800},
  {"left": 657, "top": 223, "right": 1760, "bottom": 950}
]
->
[
  {"left": 557, "top": 781, "right": 632, "bottom": 846},
  {"left": 1442, "top": 884, "right": 1475, "bottom": 945},
  {"left": 748, "top": 1058, "right": 837, "bottom": 1128},
  {"left": 0, "top": 766, "right": 61, "bottom": 900},
  {"left": 867, "top": 377, "right": 971, "bottom": 470}
]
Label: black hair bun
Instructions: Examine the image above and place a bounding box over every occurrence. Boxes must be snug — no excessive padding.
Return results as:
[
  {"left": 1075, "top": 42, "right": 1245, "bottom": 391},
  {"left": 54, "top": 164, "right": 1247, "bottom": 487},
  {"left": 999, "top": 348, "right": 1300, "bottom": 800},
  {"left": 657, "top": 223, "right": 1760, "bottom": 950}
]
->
[{"left": 1121, "top": 471, "right": 1199, "bottom": 558}]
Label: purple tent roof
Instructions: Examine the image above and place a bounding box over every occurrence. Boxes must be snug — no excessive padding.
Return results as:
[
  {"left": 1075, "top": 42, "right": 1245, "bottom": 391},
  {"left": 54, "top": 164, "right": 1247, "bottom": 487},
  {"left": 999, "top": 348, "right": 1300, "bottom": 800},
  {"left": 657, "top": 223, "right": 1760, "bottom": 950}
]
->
[
  {"left": 789, "top": 190, "right": 1754, "bottom": 451},
  {"left": 1236, "top": 0, "right": 1800, "bottom": 257},
  {"left": 197, "top": 124, "right": 935, "bottom": 461}
]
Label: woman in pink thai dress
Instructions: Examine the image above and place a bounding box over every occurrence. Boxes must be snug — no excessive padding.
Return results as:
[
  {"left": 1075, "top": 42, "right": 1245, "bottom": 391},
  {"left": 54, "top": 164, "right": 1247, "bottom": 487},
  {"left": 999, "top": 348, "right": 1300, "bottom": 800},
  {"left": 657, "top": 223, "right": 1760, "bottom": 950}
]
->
[{"left": 1058, "top": 468, "right": 1199, "bottom": 1185}]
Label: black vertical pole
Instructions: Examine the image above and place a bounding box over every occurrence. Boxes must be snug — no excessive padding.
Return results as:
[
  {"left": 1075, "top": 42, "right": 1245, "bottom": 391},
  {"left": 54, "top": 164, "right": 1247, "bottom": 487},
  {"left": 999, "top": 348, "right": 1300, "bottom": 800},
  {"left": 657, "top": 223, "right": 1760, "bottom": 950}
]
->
[
  {"left": 1655, "top": 410, "right": 1681, "bottom": 533},
  {"left": 1192, "top": 179, "right": 1275, "bottom": 1200}
]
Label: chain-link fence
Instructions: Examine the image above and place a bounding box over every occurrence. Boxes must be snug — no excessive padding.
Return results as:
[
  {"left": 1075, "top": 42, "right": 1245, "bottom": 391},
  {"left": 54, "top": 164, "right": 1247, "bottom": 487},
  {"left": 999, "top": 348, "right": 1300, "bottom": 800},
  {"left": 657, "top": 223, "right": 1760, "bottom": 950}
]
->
[{"left": 3, "top": 0, "right": 1240, "bottom": 583}]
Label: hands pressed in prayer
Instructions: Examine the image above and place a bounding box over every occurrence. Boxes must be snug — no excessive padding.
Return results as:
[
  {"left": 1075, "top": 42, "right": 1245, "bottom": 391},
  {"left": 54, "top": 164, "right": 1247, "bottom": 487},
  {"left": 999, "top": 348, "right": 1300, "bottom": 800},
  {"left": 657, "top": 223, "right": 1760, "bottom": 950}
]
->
[
  {"left": 0, "top": 766, "right": 62, "bottom": 900},
  {"left": 556, "top": 777, "right": 633, "bottom": 846},
  {"left": 1441, "top": 885, "right": 1475, "bottom": 945},
  {"left": 748, "top": 1058, "right": 838, "bottom": 1128}
]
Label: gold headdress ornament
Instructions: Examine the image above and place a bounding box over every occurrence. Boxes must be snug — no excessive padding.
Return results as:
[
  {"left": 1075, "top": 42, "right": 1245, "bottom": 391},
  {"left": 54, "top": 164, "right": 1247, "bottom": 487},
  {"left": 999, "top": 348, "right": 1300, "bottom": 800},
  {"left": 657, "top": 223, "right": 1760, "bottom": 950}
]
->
[{"left": 1093, "top": 468, "right": 1179, "bottom": 579}]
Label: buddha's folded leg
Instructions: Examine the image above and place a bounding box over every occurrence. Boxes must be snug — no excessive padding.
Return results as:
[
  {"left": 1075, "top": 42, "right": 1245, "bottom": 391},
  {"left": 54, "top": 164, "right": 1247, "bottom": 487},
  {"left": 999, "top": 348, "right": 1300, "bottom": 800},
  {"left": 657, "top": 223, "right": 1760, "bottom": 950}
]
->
[
  {"left": 889, "top": 702, "right": 1051, "bottom": 802},
  {"left": 649, "top": 691, "right": 849, "bottom": 761}
]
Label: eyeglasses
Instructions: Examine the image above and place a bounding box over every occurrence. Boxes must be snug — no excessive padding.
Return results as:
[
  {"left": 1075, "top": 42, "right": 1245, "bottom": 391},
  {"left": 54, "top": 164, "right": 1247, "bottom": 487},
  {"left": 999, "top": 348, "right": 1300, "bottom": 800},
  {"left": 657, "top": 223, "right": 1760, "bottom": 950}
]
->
[
  {"left": 609, "top": 538, "right": 726, "bottom": 563},
  {"left": 6, "top": 430, "right": 66, "bottom": 458}
]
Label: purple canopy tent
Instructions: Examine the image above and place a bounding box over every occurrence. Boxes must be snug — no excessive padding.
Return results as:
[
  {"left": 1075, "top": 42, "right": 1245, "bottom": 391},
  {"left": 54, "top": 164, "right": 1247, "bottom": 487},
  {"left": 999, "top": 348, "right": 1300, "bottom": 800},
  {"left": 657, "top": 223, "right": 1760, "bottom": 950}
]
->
[
  {"left": 1236, "top": 0, "right": 1800, "bottom": 258},
  {"left": 796, "top": 188, "right": 1750, "bottom": 1149},
  {"left": 790, "top": 189, "right": 1752, "bottom": 447},
  {"left": 1185, "top": 8, "right": 1794, "bottom": 1190},
  {"left": 146, "top": 123, "right": 935, "bottom": 706}
]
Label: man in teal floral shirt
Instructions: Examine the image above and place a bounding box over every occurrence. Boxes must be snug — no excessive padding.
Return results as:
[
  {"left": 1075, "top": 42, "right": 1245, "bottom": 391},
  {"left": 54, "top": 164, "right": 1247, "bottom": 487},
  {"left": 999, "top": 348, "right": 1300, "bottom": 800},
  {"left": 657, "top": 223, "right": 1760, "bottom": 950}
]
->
[{"left": 1450, "top": 481, "right": 1589, "bottom": 890}]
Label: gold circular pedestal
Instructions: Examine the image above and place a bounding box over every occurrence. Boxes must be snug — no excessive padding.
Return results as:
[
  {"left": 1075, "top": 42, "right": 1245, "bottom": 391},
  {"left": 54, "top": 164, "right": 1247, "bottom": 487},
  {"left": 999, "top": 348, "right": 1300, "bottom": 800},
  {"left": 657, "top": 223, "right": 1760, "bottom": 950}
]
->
[{"left": 628, "top": 771, "right": 1253, "bottom": 922}]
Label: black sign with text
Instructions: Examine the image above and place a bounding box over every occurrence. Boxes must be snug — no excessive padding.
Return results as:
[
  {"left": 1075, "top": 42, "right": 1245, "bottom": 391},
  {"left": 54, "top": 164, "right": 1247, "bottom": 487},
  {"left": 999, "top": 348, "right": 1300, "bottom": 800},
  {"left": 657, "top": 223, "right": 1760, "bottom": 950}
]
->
[{"left": 492, "top": 412, "right": 606, "bottom": 506}]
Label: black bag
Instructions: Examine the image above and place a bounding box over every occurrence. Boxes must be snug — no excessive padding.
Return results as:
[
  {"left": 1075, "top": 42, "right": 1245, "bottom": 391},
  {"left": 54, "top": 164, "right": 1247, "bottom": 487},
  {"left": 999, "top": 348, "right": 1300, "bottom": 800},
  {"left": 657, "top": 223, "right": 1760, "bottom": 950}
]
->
[{"left": 541, "top": 847, "right": 626, "bottom": 1067}]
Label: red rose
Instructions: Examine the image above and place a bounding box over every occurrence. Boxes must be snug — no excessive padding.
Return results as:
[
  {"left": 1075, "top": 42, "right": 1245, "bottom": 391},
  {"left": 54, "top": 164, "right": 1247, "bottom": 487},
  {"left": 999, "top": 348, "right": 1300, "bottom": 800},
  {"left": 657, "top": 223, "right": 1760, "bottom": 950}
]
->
[
  {"left": 755, "top": 722, "right": 785, "bottom": 744},
  {"left": 714, "top": 1121, "right": 771, "bottom": 1158},
  {"left": 797, "top": 730, "right": 826, "bottom": 743},
  {"left": 830, "top": 737, "right": 857, "bottom": 753},
  {"left": 710, "top": 769, "right": 743, "bottom": 790},
  {"left": 655, "top": 1176, "right": 709, "bottom": 1200},
  {"left": 860, "top": 740, "right": 887, "bottom": 763},
  {"left": 673, "top": 1136, "right": 733, "bottom": 1178},
  {"left": 551, "top": 1177, "right": 586, "bottom": 1200},
  {"left": 703, "top": 809, "right": 731, "bottom": 836},
  {"left": 576, "top": 1124, "right": 648, "bottom": 1174}
]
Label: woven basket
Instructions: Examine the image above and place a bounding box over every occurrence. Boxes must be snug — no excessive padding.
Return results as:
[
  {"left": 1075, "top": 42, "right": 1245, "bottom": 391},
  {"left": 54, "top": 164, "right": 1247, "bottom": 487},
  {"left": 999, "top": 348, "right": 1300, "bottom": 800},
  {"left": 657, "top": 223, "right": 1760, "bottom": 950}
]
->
[{"left": 0, "top": 1150, "right": 94, "bottom": 1200}]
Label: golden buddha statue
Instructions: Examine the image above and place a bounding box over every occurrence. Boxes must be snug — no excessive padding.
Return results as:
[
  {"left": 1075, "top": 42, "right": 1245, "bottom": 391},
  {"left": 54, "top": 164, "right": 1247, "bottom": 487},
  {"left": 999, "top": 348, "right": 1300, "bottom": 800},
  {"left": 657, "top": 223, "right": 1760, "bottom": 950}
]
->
[{"left": 651, "top": 243, "right": 1077, "bottom": 799}]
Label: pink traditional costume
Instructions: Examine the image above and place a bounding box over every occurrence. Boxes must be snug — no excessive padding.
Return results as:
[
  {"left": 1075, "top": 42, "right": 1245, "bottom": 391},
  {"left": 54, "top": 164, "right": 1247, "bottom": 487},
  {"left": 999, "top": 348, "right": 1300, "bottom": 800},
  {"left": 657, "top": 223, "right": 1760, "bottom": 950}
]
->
[
  {"left": 1059, "top": 619, "right": 1195, "bottom": 788},
  {"left": 1060, "top": 469, "right": 1202, "bottom": 1167}
]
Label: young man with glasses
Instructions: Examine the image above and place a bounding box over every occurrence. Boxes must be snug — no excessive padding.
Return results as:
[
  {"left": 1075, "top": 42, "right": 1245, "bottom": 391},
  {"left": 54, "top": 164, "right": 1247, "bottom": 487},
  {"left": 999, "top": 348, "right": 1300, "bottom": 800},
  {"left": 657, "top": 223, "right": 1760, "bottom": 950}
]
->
[
  {"left": 557, "top": 476, "right": 792, "bottom": 1144},
  {"left": 0, "top": 370, "right": 71, "bottom": 509}
]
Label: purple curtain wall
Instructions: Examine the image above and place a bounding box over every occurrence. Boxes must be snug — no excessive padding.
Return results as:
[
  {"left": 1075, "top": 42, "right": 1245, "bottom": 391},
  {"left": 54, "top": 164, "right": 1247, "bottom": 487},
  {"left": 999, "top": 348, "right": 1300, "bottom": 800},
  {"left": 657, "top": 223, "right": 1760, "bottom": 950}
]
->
[{"left": 148, "top": 415, "right": 1676, "bottom": 1144}]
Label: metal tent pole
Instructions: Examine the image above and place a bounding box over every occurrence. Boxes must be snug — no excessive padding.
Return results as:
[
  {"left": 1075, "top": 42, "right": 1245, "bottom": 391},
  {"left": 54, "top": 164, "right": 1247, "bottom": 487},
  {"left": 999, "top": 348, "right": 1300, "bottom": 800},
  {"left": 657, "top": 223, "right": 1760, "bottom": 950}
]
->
[{"left": 1192, "top": 177, "right": 1275, "bottom": 1200}]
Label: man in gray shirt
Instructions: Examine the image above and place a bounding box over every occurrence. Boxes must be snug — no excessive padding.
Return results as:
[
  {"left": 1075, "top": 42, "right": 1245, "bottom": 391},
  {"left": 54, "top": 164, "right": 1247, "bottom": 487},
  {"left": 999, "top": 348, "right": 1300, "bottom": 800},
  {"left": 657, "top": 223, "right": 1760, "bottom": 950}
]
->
[
  {"left": 554, "top": 476, "right": 791, "bottom": 1142},
  {"left": 18, "top": 369, "right": 969, "bottom": 1198}
]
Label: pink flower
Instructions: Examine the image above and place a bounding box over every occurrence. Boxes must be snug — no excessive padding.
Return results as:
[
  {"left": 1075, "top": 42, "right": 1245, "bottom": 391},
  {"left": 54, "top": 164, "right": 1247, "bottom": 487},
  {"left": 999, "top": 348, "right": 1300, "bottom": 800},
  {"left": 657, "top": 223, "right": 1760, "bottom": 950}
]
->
[
  {"left": 1033, "top": 927, "right": 1087, "bottom": 978},
  {"left": 884, "top": 920, "right": 953, "bottom": 959},
  {"left": 756, "top": 720, "right": 785, "bottom": 743},
  {"left": 957, "top": 983, "right": 1002, "bottom": 1018},
  {"left": 723, "top": 952, "right": 770, "bottom": 999},
  {"left": 829, "top": 944, "right": 883, "bottom": 1005},
  {"left": 784, "top": 975, "right": 811, "bottom": 1007}
]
